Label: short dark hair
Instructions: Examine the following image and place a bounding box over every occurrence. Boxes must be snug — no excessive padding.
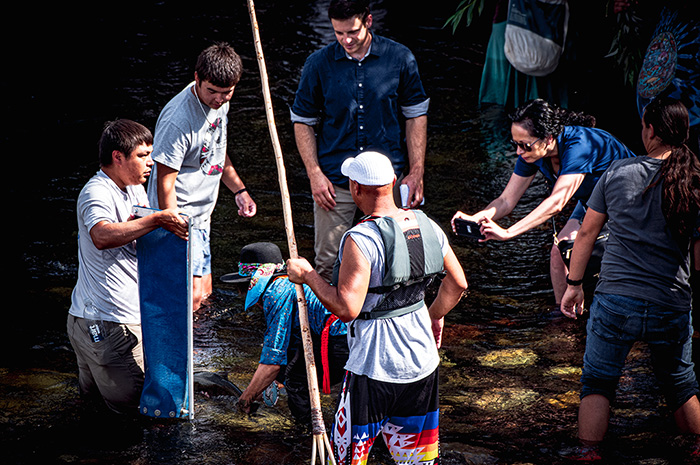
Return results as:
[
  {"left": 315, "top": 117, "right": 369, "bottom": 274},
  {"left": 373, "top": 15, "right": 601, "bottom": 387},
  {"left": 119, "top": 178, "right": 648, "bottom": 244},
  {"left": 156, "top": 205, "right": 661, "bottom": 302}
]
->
[
  {"left": 328, "top": 0, "right": 371, "bottom": 22},
  {"left": 98, "top": 119, "right": 153, "bottom": 166},
  {"left": 195, "top": 42, "right": 243, "bottom": 88}
]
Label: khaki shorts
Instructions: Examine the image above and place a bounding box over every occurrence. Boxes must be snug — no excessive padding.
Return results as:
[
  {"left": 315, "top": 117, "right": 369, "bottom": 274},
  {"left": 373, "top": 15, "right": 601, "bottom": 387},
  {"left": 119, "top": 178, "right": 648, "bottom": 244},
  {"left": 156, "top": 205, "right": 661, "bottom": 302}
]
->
[{"left": 67, "top": 314, "right": 144, "bottom": 414}]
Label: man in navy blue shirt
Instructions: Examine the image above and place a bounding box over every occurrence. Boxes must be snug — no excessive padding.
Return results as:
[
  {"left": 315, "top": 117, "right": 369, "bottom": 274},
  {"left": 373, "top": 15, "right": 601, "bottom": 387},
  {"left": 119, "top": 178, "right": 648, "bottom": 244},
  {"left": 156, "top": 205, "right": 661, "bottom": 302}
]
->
[{"left": 291, "top": 0, "right": 430, "bottom": 281}]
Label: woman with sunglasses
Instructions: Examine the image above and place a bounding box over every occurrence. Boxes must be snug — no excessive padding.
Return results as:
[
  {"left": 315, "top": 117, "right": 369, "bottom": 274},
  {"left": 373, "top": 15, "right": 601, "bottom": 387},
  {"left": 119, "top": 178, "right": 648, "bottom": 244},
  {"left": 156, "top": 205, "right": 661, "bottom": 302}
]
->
[
  {"left": 559, "top": 98, "right": 700, "bottom": 461},
  {"left": 451, "top": 98, "right": 636, "bottom": 308}
]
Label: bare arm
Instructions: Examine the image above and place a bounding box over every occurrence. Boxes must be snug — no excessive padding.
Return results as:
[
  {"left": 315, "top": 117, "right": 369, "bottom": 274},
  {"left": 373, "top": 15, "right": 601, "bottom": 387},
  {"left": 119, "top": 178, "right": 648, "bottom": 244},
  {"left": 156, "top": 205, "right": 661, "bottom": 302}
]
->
[
  {"left": 402, "top": 115, "right": 427, "bottom": 207},
  {"left": 479, "top": 173, "right": 585, "bottom": 241},
  {"left": 155, "top": 162, "right": 179, "bottom": 211},
  {"left": 428, "top": 247, "right": 468, "bottom": 320},
  {"left": 428, "top": 246, "right": 468, "bottom": 348},
  {"left": 238, "top": 363, "right": 281, "bottom": 413},
  {"left": 294, "top": 122, "right": 336, "bottom": 211},
  {"left": 287, "top": 237, "right": 370, "bottom": 323},
  {"left": 90, "top": 208, "right": 189, "bottom": 249},
  {"left": 451, "top": 172, "right": 533, "bottom": 232},
  {"left": 560, "top": 209, "right": 607, "bottom": 318},
  {"left": 221, "top": 154, "right": 256, "bottom": 217}
]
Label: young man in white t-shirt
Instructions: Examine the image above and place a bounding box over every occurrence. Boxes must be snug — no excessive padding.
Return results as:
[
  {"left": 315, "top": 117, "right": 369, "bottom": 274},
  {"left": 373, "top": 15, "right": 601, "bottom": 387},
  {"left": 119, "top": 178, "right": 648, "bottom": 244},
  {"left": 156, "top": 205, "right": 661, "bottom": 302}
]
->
[
  {"left": 68, "top": 119, "right": 187, "bottom": 414},
  {"left": 147, "top": 43, "right": 257, "bottom": 311}
]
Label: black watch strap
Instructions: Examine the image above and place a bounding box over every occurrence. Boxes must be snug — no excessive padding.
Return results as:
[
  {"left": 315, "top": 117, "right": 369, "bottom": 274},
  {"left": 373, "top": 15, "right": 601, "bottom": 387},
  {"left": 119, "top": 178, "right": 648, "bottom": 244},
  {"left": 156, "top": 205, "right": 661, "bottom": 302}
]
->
[{"left": 566, "top": 274, "right": 584, "bottom": 286}]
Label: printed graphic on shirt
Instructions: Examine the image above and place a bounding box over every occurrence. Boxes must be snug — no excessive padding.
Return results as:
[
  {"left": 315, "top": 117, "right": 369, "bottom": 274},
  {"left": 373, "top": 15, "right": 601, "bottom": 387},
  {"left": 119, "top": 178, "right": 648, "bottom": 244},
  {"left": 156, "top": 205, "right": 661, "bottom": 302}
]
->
[{"left": 199, "top": 117, "right": 225, "bottom": 176}]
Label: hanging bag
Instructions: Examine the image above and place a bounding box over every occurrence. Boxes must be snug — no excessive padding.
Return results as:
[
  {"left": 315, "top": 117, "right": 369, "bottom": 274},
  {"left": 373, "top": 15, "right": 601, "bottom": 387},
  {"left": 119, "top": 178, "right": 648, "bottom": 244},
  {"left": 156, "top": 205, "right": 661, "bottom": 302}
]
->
[{"left": 504, "top": 0, "right": 569, "bottom": 77}]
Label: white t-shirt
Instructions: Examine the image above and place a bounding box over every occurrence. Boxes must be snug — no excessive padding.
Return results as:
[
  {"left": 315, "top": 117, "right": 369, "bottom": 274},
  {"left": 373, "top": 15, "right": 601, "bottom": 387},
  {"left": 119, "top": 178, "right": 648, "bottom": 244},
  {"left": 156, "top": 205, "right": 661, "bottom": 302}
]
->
[
  {"left": 69, "top": 170, "right": 149, "bottom": 324},
  {"left": 147, "top": 82, "right": 229, "bottom": 231},
  {"left": 337, "top": 215, "right": 450, "bottom": 383}
]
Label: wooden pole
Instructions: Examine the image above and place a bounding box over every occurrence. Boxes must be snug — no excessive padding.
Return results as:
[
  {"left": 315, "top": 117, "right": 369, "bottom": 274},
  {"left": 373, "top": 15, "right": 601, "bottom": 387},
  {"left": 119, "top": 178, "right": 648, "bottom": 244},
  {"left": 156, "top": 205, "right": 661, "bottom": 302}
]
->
[{"left": 246, "top": 2, "right": 336, "bottom": 464}]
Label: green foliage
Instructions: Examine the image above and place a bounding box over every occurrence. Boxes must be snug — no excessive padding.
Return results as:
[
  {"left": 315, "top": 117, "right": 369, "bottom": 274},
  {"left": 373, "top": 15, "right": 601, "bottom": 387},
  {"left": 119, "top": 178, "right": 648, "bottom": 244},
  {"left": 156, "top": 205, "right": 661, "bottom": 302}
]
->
[
  {"left": 605, "top": 5, "right": 645, "bottom": 87},
  {"left": 443, "top": 0, "right": 487, "bottom": 33}
]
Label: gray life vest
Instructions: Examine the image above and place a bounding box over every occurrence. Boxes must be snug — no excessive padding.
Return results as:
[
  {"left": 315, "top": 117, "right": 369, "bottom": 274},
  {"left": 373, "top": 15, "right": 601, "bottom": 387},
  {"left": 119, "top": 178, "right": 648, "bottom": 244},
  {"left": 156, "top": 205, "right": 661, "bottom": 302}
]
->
[{"left": 331, "top": 210, "right": 446, "bottom": 321}]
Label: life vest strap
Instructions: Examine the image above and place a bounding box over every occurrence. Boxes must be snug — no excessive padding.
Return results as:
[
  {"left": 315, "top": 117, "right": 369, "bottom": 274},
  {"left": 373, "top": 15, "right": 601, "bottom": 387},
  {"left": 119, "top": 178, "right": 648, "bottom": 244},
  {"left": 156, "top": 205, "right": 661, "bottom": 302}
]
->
[{"left": 354, "top": 300, "right": 425, "bottom": 320}]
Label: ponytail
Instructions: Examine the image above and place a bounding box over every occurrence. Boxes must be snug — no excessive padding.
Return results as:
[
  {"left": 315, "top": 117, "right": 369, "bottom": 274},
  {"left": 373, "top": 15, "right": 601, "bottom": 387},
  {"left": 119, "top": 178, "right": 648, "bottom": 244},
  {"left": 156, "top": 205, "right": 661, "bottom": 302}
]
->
[{"left": 644, "top": 98, "right": 700, "bottom": 238}]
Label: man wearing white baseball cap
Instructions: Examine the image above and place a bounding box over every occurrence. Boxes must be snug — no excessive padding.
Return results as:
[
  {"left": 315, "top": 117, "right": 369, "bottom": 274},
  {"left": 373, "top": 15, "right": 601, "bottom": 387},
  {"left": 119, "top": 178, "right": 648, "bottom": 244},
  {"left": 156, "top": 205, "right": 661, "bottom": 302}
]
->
[
  {"left": 340, "top": 150, "right": 397, "bottom": 186},
  {"left": 288, "top": 151, "right": 467, "bottom": 465}
]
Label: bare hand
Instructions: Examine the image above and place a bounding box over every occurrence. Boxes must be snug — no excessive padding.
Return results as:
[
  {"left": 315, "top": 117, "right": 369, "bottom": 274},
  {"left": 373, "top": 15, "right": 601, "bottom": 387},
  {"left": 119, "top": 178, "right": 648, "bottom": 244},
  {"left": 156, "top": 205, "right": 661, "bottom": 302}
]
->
[
  {"left": 237, "top": 396, "right": 259, "bottom": 414},
  {"left": 286, "top": 257, "right": 314, "bottom": 284},
  {"left": 432, "top": 317, "right": 444, "bottom": 349},
  {"left": 479, "top": 217, "right": 512, "bottom": 241},
  {"left": 401, "top": 172, "right": 424, "bottom": 208},
  {"left": 450, "top": 210, "right": 481, "bottom": 234},
  {"left": 309, "top": 171, "right": 336, "bottom": 211},
  {"left": 560, "top": 285, "right": 585, "bottom": 319},
  {"left": 236, "top": 191, "right": 257, "bottom": 218},
  {"left": 156, "top": 208, "right": 189, "bottom": 240}
]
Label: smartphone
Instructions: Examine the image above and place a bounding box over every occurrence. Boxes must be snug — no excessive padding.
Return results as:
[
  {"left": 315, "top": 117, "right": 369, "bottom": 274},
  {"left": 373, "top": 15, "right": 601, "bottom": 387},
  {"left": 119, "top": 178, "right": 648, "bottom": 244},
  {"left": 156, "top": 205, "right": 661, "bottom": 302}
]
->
[
  {"left": 132, "top": 205, "right": 158, "bottom": 218},
  {"left": 454, "top": 218, "right": 485, "bottom": 240}
]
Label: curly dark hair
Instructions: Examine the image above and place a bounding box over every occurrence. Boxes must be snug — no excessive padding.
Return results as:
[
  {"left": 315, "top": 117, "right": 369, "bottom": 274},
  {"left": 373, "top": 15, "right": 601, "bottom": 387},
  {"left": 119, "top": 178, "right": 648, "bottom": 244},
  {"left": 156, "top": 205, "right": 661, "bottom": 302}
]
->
[
  {"left": 509, "top": 99, "right": 596, "bottom": 139},
  {"left": 644, "top": 97, "right": 700, "bottom": 238}
]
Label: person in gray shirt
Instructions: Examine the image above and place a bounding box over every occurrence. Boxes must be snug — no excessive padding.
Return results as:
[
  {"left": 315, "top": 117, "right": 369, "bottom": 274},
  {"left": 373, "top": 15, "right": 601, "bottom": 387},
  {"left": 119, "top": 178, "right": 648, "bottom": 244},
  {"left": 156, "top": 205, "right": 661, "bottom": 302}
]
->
[
  {"left": 561, "top": 98, "right": 700, "bottom": 461},
  {"left": 69, "top": 120, "right": 187, "bottom": 414},
  {"left": 147, "top": 43, "right": 256, "bottom": 311}
]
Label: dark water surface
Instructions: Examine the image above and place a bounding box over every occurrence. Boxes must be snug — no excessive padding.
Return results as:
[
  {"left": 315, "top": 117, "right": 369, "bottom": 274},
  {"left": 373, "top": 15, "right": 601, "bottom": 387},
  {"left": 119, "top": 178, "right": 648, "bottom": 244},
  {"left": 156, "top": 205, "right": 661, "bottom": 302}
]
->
[{"left": 5, "top": 1, "right": 690, "bottom": 464}]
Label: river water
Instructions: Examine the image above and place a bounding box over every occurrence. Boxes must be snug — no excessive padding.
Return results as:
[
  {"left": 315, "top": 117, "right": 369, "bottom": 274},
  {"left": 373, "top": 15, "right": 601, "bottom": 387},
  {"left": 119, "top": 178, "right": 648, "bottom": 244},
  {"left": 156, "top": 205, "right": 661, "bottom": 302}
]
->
[{"left": 5, "top": 1, "right": 694, "bottom": 464}]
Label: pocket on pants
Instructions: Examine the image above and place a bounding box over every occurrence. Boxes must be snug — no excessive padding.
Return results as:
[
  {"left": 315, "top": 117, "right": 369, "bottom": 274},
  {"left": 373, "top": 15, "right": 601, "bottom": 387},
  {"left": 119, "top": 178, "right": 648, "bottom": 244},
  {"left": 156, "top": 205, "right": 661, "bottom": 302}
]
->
[{"left": 589, "top": 294, "right": 637, "bottom": 342}]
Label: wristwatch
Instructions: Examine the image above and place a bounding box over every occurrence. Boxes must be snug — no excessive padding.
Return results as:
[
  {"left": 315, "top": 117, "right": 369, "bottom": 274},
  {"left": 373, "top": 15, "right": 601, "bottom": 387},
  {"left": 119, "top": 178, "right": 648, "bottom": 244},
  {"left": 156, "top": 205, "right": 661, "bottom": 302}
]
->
[{"left": 566, "top": 274, "right": 584, "bottom": 286}]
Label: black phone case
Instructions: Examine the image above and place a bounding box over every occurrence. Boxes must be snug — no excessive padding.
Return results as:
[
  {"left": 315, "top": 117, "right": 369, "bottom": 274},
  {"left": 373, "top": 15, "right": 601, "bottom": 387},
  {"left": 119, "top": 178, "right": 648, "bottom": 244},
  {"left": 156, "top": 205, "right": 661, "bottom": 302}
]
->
[{"left": 454, "top": 218, "right": 485, "bottom": 240}]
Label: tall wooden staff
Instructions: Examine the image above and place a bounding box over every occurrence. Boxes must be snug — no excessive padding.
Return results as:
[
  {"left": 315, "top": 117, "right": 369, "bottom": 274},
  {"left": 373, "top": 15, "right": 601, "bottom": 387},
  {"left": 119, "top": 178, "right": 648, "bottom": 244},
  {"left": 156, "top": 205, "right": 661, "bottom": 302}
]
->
[{"left": 246, "top": 1, "right": 336, "bottom": 464}]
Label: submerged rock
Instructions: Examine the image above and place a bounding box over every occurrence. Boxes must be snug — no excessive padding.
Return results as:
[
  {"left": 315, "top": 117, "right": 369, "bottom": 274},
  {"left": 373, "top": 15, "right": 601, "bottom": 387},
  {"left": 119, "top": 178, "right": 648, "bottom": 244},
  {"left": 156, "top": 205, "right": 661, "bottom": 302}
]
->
[
  {"left": 477, "top": 348, "right": 538, "bottom": 368},
  {"left": 472, "top": 388, "right": 540, "bottom": 411}
]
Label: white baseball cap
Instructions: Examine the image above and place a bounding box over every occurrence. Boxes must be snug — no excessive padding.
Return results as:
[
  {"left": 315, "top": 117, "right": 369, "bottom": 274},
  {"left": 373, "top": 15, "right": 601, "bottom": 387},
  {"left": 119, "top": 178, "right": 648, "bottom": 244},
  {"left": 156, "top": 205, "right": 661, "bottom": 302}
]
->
[{"left": 341, "top": 151, "right": 396, "bottom": 186}]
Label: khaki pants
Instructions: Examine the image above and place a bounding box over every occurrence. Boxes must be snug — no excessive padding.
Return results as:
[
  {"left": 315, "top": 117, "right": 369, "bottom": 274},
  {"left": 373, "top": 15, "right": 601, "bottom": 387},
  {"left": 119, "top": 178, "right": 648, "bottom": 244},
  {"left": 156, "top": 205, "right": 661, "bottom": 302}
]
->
[{"left": 67, "top": 314, "right": 144, "bottom": 414}]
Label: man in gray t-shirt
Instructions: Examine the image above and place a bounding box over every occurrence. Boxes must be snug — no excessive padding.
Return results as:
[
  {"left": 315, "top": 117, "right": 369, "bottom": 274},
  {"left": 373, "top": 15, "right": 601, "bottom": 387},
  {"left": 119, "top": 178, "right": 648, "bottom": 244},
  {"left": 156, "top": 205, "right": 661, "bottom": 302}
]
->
[
  {"left": 69, "top": 120, "right": 187, "bottom": 414},
  {"left": 287, "top": 151, "right": 467, "bottom": 465},
  {"left": 147, "top": 43, "right": 256, "bottom": 310}
]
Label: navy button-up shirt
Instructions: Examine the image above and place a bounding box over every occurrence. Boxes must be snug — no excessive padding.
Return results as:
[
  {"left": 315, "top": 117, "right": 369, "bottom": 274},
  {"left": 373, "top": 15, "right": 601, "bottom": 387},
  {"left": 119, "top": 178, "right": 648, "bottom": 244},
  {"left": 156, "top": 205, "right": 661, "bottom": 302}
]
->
[{"left": 291, "top": 33, "right": 429, "bottom": 188}]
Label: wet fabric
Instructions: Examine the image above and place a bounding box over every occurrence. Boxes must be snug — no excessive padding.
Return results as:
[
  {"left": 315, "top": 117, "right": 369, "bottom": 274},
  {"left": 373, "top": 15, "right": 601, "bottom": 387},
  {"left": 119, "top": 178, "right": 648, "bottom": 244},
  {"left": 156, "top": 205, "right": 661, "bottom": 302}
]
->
[
  {"left": 581, "top": 293, "right": 698, "bottom": 410},
  {"left": 285, "top": 332, "right": 349, "bottom": 423},
  {"left": 67, "top": 315, "right": 144, "bottom": 414},
  {"left": 137, "top": 227, "right": 193, "bottom": 419},
  {"left": 331, "top": 370, "right": 440, "bottom": 465}
]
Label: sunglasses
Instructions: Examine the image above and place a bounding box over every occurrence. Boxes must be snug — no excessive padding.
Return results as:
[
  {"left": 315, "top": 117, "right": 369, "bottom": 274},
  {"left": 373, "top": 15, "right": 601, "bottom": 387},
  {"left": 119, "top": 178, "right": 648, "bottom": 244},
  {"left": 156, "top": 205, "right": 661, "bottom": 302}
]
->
[{"left": 510, "top": 138, "right": 542, "bottom": 152}]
